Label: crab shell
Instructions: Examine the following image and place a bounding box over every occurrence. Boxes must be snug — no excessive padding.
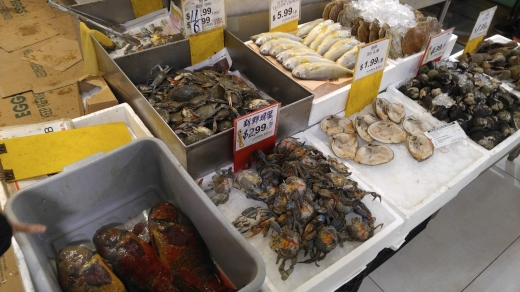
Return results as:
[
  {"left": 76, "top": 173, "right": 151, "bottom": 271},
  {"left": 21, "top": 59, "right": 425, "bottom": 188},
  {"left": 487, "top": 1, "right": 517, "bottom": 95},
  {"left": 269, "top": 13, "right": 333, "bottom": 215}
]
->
[
  {"left": 329, "top": 133, "right": 358, "bottom": 159},
  {"left": 367, "top": 120, "right": 407, "bottom": 144},
  {"left": 354, "top": 114, "right": 378, "bottom": 143},
  {"left": 406, "top": 134, "right": 434, "bottom": 162},
  {"left": 354, "top": 144, "right": 394, "bottom": 165},
  {"left": 321, "top": 116, "right": 355, "bottom": 136},
  {"left": 402, "top": 116, "right": 433, "bottom": 135}
]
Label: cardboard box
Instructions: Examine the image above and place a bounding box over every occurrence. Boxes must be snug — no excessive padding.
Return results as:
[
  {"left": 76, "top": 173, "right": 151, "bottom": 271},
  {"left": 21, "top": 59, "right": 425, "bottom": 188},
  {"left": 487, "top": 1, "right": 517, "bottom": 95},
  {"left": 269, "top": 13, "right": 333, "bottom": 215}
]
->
[
  {"left": 78, "top": 76, "right": 119, "bottom": 114},
  {"left": 0, "top": 83, "right": 83, "bottom": 127}
]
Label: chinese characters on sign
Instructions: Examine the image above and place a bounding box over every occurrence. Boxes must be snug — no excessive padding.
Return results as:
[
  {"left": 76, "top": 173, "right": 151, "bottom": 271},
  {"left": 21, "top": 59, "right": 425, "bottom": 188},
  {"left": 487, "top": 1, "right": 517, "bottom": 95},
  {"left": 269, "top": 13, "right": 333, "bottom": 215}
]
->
[
  {"left": 235, "top": 103, "right": 279, "bottom": 151},
  {"left": 354, "top": 38, "right": 389, "bottom": 81},
  {"left": 421, "top": 28, "right": 454, "bottom": 65}
]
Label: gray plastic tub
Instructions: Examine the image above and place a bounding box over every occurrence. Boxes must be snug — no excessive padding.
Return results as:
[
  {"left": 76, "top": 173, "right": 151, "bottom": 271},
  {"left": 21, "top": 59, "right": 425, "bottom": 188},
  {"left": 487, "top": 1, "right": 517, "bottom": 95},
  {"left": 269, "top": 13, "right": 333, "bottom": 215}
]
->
[{"left": 4, "top": 138, "right": 265, "bottom": 292}]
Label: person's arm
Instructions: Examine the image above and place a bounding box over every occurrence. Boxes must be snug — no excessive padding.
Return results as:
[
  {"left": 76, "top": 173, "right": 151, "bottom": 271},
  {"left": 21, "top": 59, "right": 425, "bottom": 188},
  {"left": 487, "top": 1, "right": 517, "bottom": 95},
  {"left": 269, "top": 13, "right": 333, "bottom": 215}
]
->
[{"left": 0, "top": 213, "right": 13, "bottom": 256}]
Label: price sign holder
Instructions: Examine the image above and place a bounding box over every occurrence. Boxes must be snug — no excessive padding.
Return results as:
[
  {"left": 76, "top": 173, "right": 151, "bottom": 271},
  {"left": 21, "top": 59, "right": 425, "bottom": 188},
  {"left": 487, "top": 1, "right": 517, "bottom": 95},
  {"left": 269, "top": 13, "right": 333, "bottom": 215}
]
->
[
  {"left": 419, "top": 28, "right": 454, "bottom": 69},
  {"left": 463, "top": 6, "right": 497, "bottom": 56},
  {"left": 269, "top": 0, "right": 300, "bottom": 32},
  {"left": 182, "top": 0, "right": 226, "bottom": 64},
  {"left": 233, "top": 103, "right": 280, "bottom": 172},
  {"left": 345, "top": 37, "right": 390, "bottom": 116}
]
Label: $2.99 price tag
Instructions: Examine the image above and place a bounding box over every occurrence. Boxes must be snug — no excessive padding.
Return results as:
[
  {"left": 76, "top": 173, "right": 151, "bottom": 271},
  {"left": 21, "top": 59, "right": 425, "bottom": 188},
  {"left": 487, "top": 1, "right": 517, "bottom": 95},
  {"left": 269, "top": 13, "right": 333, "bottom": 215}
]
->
[
  {"left": 354, "top": 37, "right": 390, "bottom": 81},
  {"left": 421, "top": 28, "right": 454, "bottom": 65},
  {"left": 234, "top": 103, "right": 280, "bottom": 151},
  {"left": 469, "top": 6, "right": 497, "bottom": 41},
  {"left": 183, "top": 0, "right": 225, "bottom": 35},
  {"left": 270, "top": 0, "right": 300, "bottom": 29}
]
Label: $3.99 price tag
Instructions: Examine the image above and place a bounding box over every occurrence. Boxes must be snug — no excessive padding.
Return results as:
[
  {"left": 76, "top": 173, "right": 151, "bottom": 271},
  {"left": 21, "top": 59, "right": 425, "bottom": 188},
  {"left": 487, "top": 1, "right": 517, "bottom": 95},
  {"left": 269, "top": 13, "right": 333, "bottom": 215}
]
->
[
  {"left": 234, "top": 103, "right": 280, "bottom": 151},
  {"left": 354, "top": 37, "right": 390, "bottom": 81},
  {"left": 270, "top": 0, "right": 300, "bottom": 29},
  {"left": 421, "top": 28, "right": 454, "bottom": 65},
  {"left": 183, "top": 0, "right": 225, "bottom": 35},
  {"left": 469, "top": 6, "right": 497, "bottom": 40}
]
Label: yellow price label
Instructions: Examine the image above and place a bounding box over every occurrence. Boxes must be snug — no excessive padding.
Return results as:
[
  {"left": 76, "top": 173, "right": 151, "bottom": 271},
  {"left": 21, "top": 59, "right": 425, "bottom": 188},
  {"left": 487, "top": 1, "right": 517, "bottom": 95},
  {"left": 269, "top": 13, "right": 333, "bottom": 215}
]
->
[
  {"left": 345, "top": 37, "right": 390, "bottom": 116},
  {"left": 269, "top": 0, "right": 300, "bottom": 32},
  {"left": 463, "top": 6, "right": 497, "bottom": 55},
  {"left": 188, "top": 27, "right": 224, "bottom": 65}
]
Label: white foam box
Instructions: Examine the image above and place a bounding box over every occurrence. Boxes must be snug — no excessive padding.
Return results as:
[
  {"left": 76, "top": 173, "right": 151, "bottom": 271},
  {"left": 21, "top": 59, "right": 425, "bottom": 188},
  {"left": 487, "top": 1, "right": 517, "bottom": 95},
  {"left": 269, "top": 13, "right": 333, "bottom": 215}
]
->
[
  {"left": 198, "top": 132, "right": 403, "bottom": 292},
  {"left": 306, "top": 92, "right": 490, "bottom": 249}
]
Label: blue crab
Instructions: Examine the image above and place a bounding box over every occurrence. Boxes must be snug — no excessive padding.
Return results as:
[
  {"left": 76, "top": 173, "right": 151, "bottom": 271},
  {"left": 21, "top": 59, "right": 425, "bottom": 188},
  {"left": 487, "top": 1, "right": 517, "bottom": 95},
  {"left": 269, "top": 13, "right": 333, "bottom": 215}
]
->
[
  {"left": 201, "top": 167, "right": 234, "bottom": 205},
  {"left": 232, "top": 206, "right": 278, "bottom": 237},
  {"left": 269, "top": 226, "right": 300, "bottom": 280}
]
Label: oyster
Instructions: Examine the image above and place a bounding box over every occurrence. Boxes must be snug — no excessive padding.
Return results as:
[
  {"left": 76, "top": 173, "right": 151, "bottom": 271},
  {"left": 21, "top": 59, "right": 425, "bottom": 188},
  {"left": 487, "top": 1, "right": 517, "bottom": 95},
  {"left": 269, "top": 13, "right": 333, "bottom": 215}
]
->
[
  {"left": 354, "top": 144, "right": 394, "bottom": 165},
  {"left": 373, "top": 97, "right": 390, "bottom": 120},
  {"left": 330, "top": 133, "right": 358, "bottom": 160},
  {"left": 355, "top": 114, "right": 379, "bottom": 143},
  {"left": 385, "top": 102, "right": 406, "bottom": 124},
  {"left": 367, "top": 120, "right": 406, "bottom": 144},
  {"left": 321, "top": 116, "right": 355, "bottom": 136},
  {"left": 402, "top": 116, "right": 433, "bottom": 135},
  {"left": 406, "top": 134, "right": 434, "bottom": 162}
]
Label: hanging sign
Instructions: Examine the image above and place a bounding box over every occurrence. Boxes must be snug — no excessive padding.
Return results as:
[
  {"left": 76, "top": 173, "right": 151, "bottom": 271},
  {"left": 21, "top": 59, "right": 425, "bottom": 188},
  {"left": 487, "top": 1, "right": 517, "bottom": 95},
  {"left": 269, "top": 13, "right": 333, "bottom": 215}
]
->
[
  {"left": 420, "top": 28, "right": 454, "bottom": 66},
  {"left": 233, "top": 103, "right": 280, "bottom": 171},
  {"left": 269, "top": 0, "right": 300, "bottom": 32},
  {"left": 424, "top": 121, "right": 468, "bottom": 148},
  {"left": 345, "top": 37, "right": 390, "bottom": 116},
  {"left": 463, "top": 6, "right": 497, "bottom": 55}
]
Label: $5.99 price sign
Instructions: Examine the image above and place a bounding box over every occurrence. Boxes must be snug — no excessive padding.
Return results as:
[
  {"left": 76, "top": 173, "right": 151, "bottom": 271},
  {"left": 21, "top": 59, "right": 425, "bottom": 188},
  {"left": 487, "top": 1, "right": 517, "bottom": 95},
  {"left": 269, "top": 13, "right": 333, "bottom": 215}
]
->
[
  {"left": 421, "top": 28, "right": 454, "bottom": 65},
  {"left": 469, "top": 6, "right": 497, "bottom": 41},
  {"left": 270, "top": 0, "right": 300, "bottom": 29},
  {"left": 183, "top": 0, "right": 225, "bottom": 35},
  {"left": 354, "top": 37, "right": 390, "bottom": 81}
]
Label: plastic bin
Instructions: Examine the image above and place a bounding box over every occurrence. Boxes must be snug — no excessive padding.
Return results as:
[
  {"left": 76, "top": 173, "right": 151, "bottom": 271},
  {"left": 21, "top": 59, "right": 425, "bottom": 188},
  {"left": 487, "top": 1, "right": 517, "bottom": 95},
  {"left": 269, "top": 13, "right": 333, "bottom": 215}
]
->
[{"left": 3, "top": 138, "right": 265, "bottom": 292}]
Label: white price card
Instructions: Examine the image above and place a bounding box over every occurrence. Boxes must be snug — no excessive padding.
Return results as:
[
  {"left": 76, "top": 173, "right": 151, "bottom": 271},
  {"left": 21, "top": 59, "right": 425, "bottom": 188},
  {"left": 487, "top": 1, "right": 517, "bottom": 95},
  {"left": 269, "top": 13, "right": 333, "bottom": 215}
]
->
[
  {"left": 183, "top": 0, "right": 226, "bottom": 35},
  {"left": 354, "top": 38, "right": 390, "bottom": 81},
  {"left": 424, "top": 121, "right": 468, "bottom": 148},
  {"left": 234, "top": 103, "right": 280, "bottom": 151},
  {"left": 421, "top": 28, "right": 454, "bottom": 65},
  {"left": 469, "top": 6, "right": 497, "bottom": 41},
  {"left": 270, "top": 0, "right": 300, "bottom": 29}
]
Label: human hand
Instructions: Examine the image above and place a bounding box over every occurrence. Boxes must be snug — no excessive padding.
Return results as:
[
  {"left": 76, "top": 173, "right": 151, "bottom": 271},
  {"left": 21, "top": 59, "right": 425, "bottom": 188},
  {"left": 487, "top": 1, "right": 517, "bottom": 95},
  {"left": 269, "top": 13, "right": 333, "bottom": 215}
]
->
[{"left": 8, "top": 220, "right": 46, "bottom": 234}]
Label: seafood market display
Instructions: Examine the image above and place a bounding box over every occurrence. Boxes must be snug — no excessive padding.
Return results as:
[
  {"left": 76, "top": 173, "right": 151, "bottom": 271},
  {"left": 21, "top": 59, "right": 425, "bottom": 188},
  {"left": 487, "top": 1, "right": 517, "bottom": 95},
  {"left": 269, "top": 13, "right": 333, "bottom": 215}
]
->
[
  {"left": 135, "top": 65, "right": 273, "bottom": 146},
  {"left": 204, "top": 137, "right": 383, "bottom": 280},
  {"left": 459, "top": 39, "right": 520, "bottom": 90},
  {"left": 57, "top": 202, "right": 235, "bottom": 292},
  {"left": 321, "top": 98, "right": 434, "bottom": 163},
  {"left": 323, "top": 0, "right": 441, "bottom": 59},
  {"left": 398, "top": 60, "right": 520, "bottom": 150}
]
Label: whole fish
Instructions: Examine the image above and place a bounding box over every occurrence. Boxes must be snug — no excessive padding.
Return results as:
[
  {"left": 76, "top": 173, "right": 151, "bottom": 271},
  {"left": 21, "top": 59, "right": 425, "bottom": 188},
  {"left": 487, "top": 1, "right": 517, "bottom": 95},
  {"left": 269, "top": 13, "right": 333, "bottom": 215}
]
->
[
  {"left": 269, "top": 42, "right": 307, "bottom": 57},
  {"left": 93, "top": 227, "right": 178, "bottom": 292},
  {"left": 259, "top": 38, "right": 303, "bottom": 55},
  {"left": 276, "top": 48, "right": 321, "bottom": 63},
  {"left": 336, "top": 45, "right": 361, "bottom": 69},
  {"left": 294, "top": 18, "right": 323, "bottom": 38},
  {"left": 282, "top": 55, "right": 334, "bottom": 71},
  {"left": 250, "top": 32, "right": 266, "bottom": 42},
  {"left": 302, "top": 20, "right": 334, "bottom": 46},
  {"left": 323, "top": 38, "right": 362, "bottom": 61},
  {"left": 56, "top": 246, "right": 126, "bottom": 292},
  {"left": 315, "top": 31, "right": 351, "bottom": 55},
  {"left": 254, "top": 32, "right": 303, "bottom": 46},
  {"left": 292, "top": 62, "right": 353, "bottom": 80},
  {"left": 309, "top": 23, "right": 342, "bottom": 50},
  {"left": 149, "top": 202, "right": 236, "bottom": 292}
]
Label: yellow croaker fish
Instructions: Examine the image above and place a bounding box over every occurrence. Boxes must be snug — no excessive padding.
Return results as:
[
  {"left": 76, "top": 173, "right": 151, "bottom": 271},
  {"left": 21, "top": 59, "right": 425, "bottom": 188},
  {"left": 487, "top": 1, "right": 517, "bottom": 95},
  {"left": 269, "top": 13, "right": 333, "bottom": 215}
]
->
[
  {"left": 315, "top": 31, "right": 351, "bottom": 55},
  {"left": 336, "top": 45, "right": 362, "bottom": 69},
  {"left": 254, "top": 32, "right": 303, "bottom": 46},
  {"left": 309, "top": 23, "right": 342, "bottom": 50},
  {"left": 294, "top": 18, "right": 323, "bottom": 38},
  {"left": 276, "top": 48, "right": 320, "bottom": 63},
  {"left": 259, "top": 38, "right": 303, "bottom": 55},
  {"left": 269, "top": 42, "right": 307, "bottom": 57},
  {"left": 282, "top": 55, "right": 334, "bottom": 71},
  {"left": 302, "top": 20, "right": 334, "bottom": 46},
  {"left": 323, "top": 38, "right": 362, "bottom": 61},
  {"left": 292, "top": 62, "right": 353, "bottom": 80}
]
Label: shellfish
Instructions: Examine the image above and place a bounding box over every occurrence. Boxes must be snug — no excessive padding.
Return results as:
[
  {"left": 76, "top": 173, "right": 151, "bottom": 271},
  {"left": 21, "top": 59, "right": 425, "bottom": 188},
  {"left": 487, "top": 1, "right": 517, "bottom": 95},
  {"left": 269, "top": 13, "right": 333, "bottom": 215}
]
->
[
  {"left": 402, "top": 116, "right": 433, "bottom": 135},
  {"left": 367, "top": 121, "right": 406, "bottom": 144},
  {"left": 329, "top": 133, "right": 358, "bottom": 159},
  {"left": 373, "top": 98, "right": 390, "bottom": 120},
  {"left": 385, "top": 102, "right": 406, "bottom": 124},
  {"left": 406, "top": 134, "right": 434, "bottom": 162},
  {"left": 353, "top": 144, "right": 394, "bottom": 165},
  {"left": 321, "top": 116, "right": 355, "bottom": 136},
  {"left": 354, "top": 114, "right": 378, "bottom": 143}
]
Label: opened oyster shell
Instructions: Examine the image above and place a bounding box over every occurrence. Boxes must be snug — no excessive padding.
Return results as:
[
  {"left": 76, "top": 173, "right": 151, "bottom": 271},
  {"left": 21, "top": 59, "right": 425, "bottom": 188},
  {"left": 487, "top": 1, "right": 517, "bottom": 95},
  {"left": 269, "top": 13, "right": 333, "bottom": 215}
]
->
[
  {"left": 367, "top": 120, "right": 406, "bottom": 144},
  {"left": 373, "top": 98, "right": 391, "bottom": 120},
  {"left": 354, "top": 114, "right": 379, "bottom": 143},
  {"left": 330, "top": 133, "right": 358, "bottom": 159},
  {"left": 354, "top": 144, "right": 394, "bottom": 165},
  {"left": 321, "top": 116, "right": 355, "bottom": 136},
  {"left": 402, "top": 116, "right": 433, "bottom": 135},
  {"left": 406, "top": 134, "right": 434, "bottom": 162}
]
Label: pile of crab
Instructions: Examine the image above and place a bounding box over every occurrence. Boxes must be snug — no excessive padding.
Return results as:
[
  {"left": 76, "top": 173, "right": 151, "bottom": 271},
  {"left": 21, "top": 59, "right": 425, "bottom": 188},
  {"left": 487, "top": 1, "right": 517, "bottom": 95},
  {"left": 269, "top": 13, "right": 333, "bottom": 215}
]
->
[
  {"left": 202, "top": 137, "right": 383, "bottom": 280},
  {"left": 136, "top": 64, "right": 273, "bottom": 145}
]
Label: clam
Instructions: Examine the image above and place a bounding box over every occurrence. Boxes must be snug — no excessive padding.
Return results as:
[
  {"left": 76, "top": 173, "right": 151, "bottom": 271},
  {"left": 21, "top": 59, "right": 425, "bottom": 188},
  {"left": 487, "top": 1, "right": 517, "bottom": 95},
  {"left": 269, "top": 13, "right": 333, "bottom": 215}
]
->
[
  {"left": 367, "top": 121, "right": 406, "bottom": 144},
  {"left": 406, "top": 134, "right": 434, "bottom": 162},
  {"left": 373, "top": 98, "right": 390, "bottom": 120},
  {"left": 385, "top": 102, "right": 406, "bottom": 124},
  {"left": 354, "top": 114, "right": 379, "bottom": 143},
  {"left": 470, "top": 131, "right": 504, "bottom": 150},
  {"left": 402, "top": 116, "right": 433, "bottom": 135},
  {"left": 330, "top": 133, "right": 358, "bottom": 160},
  {"left": 321, "top": 116, "right": 355, "bottom": 136},
  {"left": 354, "top": 144, "right": 394, "bottom": 165}
]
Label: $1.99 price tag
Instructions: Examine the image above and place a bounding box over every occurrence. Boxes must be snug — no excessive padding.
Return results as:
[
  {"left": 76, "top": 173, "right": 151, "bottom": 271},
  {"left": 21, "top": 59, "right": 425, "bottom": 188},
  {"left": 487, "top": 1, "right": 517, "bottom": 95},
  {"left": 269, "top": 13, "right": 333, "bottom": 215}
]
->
[
  {"left": 421, "top": 28, "right": 454, "bottom": 65},
  {"left": 183, "top": 0, "right": 225, "bottom": 35},
  {"left": 469, "top": 6, "right": 497, "bottom": 41},
  {"left": 270, "top": 0, "right": 300, "bottom": 29},
  {"left": 354, "top": 37, "right": 390, "bottom": 81}
]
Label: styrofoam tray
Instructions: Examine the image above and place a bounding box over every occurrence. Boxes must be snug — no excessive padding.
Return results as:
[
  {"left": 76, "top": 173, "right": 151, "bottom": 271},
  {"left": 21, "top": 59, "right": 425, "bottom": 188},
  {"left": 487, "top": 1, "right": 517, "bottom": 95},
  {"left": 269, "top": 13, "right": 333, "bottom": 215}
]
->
[
  {"left": 306, "top": 92, "right": 490, "bottom": 247},
  {"left": 199, "top": 132, "right": 403, "bottom": 292}
]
